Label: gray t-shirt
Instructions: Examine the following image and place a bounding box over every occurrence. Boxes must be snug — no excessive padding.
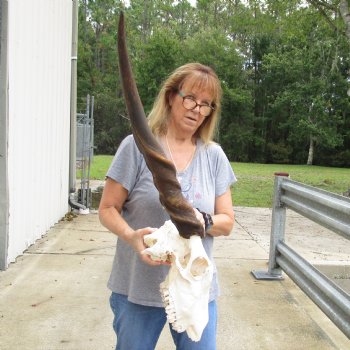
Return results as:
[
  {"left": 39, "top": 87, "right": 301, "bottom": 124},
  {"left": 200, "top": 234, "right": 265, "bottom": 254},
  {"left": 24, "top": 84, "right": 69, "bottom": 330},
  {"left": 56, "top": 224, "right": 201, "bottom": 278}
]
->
[{"left": 106, "top": 134, "right": 237, "bottom": 307}]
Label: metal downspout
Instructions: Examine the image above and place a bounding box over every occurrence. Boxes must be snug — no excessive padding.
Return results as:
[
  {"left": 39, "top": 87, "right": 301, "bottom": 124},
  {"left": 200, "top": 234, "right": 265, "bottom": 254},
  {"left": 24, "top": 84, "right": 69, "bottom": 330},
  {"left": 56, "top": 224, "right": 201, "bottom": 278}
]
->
[{"left": 69, "top": 0, "right": 86, "bottom": 210}]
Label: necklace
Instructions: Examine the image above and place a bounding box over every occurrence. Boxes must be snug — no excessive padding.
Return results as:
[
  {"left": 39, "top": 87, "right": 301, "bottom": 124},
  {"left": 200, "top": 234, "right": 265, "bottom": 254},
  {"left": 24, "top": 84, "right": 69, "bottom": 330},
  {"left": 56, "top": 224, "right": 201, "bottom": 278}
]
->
[{"left": 165, "top": 135, "right": 196, "bottom": 175}]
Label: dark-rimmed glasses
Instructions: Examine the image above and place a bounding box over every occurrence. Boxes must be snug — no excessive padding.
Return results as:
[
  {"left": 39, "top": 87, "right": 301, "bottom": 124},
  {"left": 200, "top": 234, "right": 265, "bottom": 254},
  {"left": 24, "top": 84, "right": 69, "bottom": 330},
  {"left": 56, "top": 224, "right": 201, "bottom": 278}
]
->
[{"left": 178, "top": 91, "right": 215, "bottom": 117}]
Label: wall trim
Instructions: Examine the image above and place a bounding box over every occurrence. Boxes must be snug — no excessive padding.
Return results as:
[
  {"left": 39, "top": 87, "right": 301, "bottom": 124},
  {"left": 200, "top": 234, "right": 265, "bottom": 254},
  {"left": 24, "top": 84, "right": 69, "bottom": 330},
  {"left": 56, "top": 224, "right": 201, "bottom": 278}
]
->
[{"left": 0, "top": 0, "right": 9, "bottom": 270}]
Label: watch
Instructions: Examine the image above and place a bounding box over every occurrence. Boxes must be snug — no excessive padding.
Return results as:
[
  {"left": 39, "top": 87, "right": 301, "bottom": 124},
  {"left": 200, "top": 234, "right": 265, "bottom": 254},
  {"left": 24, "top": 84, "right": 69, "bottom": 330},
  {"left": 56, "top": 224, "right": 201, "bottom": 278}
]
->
[{"left": 201, "top": 211, "right": 213, "bottom": 233}]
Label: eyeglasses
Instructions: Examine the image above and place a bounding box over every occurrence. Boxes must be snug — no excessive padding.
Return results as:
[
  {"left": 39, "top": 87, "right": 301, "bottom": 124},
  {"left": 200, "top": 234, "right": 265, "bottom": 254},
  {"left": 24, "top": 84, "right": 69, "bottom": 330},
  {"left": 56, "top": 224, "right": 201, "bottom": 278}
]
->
[{"left": 178, "top": 91, "right": 215, "bottom": 117}]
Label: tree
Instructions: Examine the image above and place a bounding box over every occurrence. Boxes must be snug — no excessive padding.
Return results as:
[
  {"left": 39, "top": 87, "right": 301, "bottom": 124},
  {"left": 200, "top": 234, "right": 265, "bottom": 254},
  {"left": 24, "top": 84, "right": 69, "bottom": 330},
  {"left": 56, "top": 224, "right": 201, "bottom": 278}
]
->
[
  {"left": 78, "top": 0, "right": 131, "bottom": 154},
  {"left": 262, "top": 6, "right": 347, "bottom": 164},
  {"left": 133, "top": 28, "right": 182, "bottom": 112},
  {"left": 76, "top": 0, "right": 350, "bottom": 166}
]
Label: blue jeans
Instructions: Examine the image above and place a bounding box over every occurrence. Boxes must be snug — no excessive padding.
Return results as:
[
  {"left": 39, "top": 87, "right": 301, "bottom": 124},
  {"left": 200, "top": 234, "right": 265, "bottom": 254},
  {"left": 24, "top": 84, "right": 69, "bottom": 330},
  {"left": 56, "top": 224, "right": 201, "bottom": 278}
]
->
[{"left": 109, "top": 292, "right": 217, "bottom": 350}]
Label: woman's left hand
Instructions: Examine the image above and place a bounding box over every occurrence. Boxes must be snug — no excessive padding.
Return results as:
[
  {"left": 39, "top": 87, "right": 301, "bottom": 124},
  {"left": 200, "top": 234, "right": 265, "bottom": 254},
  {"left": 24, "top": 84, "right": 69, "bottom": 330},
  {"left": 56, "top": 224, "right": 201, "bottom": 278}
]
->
[{"left": 193, "top": 208, "right": 205, "bottom": 230}]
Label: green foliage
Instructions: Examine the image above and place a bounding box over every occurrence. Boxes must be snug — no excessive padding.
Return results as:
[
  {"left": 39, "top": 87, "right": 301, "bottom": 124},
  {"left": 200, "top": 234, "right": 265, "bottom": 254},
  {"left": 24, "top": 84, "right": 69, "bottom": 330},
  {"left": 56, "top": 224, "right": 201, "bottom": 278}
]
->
[
  {"left": 266, "top": 142, "right": 292, "bottom": 164},
  {"left": 77, "top": 0, "right": 350, "bottom": 167},
  {"left": 134, "top": 28, "right": 182, "bottom": 112}
]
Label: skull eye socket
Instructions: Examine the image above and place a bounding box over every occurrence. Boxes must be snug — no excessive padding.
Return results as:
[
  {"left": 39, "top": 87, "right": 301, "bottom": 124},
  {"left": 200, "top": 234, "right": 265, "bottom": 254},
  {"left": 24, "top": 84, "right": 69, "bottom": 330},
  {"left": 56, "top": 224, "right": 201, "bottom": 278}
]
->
[
  {"left": 180, "top": 254, "right": 210, "bottom": 277},
  {"left": 190, "top": 257, "right": 209, "bottom": 277}
]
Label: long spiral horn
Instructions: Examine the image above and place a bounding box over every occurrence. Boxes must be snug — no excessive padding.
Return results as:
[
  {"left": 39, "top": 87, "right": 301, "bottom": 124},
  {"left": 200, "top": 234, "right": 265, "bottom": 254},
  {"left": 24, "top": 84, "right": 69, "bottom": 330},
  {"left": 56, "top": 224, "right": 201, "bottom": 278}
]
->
[{"left": 117, "top": 12, "right": 204, "bottom": 239}]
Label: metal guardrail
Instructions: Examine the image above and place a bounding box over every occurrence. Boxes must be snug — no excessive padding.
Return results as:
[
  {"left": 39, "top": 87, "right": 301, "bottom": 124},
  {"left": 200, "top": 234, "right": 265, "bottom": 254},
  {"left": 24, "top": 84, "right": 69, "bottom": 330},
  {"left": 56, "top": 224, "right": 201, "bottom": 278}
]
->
[{"left": 252, "top": 174, "right": 350, "bottom": 339}]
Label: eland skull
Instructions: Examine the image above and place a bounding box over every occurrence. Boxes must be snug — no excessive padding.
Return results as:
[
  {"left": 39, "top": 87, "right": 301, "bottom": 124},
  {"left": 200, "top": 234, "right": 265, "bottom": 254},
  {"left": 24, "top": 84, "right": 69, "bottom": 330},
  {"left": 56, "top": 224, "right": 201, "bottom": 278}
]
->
[{"left": 143, "top": 221, "right": 213, "bottom": 341}]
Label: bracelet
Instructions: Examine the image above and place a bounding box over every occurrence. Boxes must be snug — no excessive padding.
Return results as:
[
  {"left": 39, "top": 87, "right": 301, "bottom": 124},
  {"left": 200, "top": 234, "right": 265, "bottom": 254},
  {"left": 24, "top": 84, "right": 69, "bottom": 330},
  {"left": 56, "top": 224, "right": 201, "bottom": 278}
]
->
[{"left": 200, "top": 211, "right": 213, "bottom": 233}]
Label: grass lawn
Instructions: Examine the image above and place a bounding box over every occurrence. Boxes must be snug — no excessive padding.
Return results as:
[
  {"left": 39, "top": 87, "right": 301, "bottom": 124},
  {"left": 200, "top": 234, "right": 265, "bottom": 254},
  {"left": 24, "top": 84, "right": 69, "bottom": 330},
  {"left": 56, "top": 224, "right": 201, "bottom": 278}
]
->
[
  {"left": 88, "top": 155, "right": 350, "bottom": 208},
  {"left": 231, "top": 162, "right": 350, "bottom": 207}
]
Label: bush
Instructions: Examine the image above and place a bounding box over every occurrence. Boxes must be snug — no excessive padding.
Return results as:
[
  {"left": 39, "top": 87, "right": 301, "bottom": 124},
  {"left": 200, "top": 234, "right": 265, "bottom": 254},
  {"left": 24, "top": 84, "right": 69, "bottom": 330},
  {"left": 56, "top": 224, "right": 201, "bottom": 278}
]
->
[{"left": 266, "top": 142, "right": 292, "bottom": 164}]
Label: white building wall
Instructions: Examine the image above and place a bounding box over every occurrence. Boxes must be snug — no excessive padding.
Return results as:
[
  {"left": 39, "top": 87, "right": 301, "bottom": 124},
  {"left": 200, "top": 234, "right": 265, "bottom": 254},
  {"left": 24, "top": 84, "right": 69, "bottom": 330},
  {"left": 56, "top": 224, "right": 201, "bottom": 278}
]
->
[{"left": 7, "top": 0, "right": 72, "bottom": 264}]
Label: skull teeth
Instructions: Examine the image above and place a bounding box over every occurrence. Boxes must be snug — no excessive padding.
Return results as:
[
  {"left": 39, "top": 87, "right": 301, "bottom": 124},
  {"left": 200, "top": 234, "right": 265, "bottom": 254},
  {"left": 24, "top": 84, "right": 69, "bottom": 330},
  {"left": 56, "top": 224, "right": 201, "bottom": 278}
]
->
[{"left": 160, "top": 286, "right": 181, "bottom": 329}]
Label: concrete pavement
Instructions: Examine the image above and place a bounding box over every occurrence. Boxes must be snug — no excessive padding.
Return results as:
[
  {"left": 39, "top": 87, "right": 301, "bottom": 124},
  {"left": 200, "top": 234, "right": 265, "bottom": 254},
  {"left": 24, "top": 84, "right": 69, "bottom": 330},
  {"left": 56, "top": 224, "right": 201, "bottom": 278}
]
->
[{"left": 0, "top": 207, "right": 349, "bottom": 350}]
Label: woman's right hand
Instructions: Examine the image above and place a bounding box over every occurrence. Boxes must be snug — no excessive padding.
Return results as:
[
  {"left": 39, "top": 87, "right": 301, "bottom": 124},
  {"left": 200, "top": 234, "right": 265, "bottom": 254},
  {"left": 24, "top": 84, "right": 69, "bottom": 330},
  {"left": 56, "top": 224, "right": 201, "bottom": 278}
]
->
[
  {"left": 99, "top": 178, "right": 169, "bottom": 266},
  {"left": 124, "top": 226, "right": 170, "bottom": 266}
]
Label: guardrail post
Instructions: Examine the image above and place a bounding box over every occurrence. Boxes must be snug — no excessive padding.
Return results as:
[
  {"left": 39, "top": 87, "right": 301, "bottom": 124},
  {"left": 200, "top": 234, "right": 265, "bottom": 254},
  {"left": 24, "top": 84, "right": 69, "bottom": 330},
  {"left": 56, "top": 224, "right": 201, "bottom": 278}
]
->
[{"left": 251, "top": 172, "right": 289, "bottom": 280}]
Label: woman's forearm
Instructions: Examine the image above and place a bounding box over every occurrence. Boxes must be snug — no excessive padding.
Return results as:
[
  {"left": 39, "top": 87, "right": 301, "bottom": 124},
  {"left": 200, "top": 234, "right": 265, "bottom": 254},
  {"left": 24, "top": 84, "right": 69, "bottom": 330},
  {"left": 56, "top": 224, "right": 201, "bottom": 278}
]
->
[
  {"left": 99, "top": 206, "right": 133, "bottom": 241},
  {"left": 207, "top": 212, "right": 234, "bottom": 237}
]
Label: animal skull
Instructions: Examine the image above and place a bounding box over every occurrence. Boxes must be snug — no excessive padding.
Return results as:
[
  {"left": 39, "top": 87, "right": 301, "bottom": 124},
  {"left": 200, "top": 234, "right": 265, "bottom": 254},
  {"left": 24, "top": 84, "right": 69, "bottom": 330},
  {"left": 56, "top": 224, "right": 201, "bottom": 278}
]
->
[{"left": 143, "top": 221, "right": 213, "bottom": 341}]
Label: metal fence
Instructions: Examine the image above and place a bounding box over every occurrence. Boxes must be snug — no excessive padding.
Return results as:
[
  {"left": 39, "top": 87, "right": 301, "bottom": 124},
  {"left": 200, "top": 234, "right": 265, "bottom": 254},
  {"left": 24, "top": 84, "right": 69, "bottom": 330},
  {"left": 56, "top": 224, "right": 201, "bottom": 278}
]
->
[
  {"left": 76, "top": 94, "right": 94, "bottom": 208},
  {"left": 252, "top": 174, "right": 350, "bottom": 339}
]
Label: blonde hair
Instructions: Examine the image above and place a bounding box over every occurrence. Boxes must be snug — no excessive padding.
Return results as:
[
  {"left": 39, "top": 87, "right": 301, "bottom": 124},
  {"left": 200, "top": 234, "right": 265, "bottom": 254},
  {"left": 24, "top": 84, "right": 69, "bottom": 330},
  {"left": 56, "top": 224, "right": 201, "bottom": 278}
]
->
[{"left": 148, "top": 63, "right": 222, "bottom": 144}]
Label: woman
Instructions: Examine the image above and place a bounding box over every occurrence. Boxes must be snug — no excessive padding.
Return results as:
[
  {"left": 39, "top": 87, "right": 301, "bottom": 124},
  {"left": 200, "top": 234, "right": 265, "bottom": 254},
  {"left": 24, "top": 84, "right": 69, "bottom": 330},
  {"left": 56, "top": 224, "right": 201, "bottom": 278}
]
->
[{"left": 99, "top": 62, "right": 237, "bottom": 350}]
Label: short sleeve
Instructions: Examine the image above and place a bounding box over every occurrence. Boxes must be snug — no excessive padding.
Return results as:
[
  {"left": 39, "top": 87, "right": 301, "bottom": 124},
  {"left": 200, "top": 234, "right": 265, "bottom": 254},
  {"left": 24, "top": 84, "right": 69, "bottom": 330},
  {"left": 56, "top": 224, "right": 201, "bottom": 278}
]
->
[
  {"left": 210, "top": 144, "right": 237, "bottom": 197},
  {"left": 106, "top": 135, "right": 143, "bottom": 193}
]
